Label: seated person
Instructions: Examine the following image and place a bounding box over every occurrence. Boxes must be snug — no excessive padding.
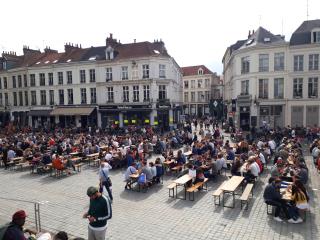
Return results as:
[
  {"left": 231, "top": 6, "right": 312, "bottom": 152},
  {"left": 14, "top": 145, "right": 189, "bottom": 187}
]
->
[
  {"left": 194, "top": 167, "right": 205, "bottom": 187},
  {"left": 149, "top": 162, "right": 157, "bottom": 181},
  {"left": 216, "top": 153, "right": 227, "bottom": 173},
  {"left": 140, "top": 161, "right": 153, "bottom": 183},
  {"left": 124, "top": 163, "right": 138, "bottom": 190},
  {"left": 231, "top": 157, "right": 241, "bottom": 176},
  {"left": 176, "top": 150, "right": 186, "bottom": 166},
  {"left": 41, "top": 153, "right": 52, "bottom": 165}
]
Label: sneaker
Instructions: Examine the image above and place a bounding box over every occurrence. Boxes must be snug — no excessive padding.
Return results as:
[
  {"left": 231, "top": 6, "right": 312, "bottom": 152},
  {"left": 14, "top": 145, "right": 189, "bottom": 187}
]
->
[
  {"left": 274, "top": 216, "right": 283, "bottom": 222},
  {"left": 288, "top": 218, "right": 303, "bottom": 224}
]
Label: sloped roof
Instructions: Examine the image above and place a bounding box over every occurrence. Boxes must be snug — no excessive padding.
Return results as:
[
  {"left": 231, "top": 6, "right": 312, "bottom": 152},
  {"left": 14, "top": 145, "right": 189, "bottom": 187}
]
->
[
  {"left": 181, "top": 65, "right": 213, "bottom": 76},
  {"left": 290, "top": 19, "right": 320, "bottom": 45}
]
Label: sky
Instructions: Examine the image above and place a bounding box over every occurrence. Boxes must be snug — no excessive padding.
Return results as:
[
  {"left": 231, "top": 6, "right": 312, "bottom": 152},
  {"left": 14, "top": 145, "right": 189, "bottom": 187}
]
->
[{"left": 1, "top": 0, "right": 319, "bottom": 75}]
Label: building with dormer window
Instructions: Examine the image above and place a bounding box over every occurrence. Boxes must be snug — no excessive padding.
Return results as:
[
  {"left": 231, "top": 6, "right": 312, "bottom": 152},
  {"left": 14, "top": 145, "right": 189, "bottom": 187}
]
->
[
  {"left": 0, "top": 34, "right": 183, "bottom": 129},
  {"left": 223, "top": 20, "right": 320, "bottom": 130}
]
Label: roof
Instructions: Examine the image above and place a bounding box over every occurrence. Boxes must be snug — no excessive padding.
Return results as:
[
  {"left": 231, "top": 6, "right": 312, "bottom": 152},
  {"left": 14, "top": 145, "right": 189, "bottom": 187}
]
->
[
  {"left": 50, "top": 107, "right": 95, "bottom": 116},
  {"left": 290, "top": 19, "right": 320, "bottom": 45},
  {"left": 181, "top": 65, "right": 213, "bottom": 76},
  {"left": 0, "top": 38, "right": 171, "bottom": 72}
]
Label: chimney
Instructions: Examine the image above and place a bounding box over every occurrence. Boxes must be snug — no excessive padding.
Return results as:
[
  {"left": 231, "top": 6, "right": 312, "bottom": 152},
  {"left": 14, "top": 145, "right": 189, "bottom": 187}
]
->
[
  {"left": 248, "top": 30, "right": 251, "bottom": 38},
  {"left": 134, "top": 39, "right": 136, "bottom": 43},
  {"left": 44, "top": 46, "right": 58, "bottom": 54},
  {"left": 23, "top": 46, "right": 41, "bottom": 56},
  {"left": 106, "top": 33, "right": 119, "bottom": 46},
  {"left": 252, "top": 29, "right": 255, "bottom": 34},
  {"left": 64, "top": 43, "right": 80, "bottom": 53}
]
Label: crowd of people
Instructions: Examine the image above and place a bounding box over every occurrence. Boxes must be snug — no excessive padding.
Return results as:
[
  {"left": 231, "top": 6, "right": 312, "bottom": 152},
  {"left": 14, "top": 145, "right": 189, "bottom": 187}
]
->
[{"left": 0, "top": 117, "right": 319, "bottom": 238}]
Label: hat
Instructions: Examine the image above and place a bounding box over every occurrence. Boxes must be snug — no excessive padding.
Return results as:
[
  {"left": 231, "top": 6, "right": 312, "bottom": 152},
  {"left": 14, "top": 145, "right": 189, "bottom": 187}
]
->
[
  {"left": 12, "top": 210, "right": 27, "bottom": 220},
  {"left": 87, "top": 186, "right": 98, "bottom": 197}
]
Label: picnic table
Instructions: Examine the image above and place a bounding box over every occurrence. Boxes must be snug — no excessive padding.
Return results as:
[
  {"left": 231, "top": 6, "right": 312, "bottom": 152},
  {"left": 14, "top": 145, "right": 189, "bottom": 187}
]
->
[
  {"left": 129, "top": 173, "right": 140, "bottom": 191},
  {"left": 70, "top": 152, "right": 80, "bottom": 156},
  {"left": 174, "top": 174, "right": 193, "bottom": 200},
  {"left": 220, "top": 176, "right": 244, "bottom": 208}
]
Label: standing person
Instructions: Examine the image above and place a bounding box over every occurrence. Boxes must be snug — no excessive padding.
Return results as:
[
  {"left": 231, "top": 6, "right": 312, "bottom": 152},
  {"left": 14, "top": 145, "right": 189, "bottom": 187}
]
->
[
  {"left": 99, "top": 162, "right": 113, "bottom": 202},
  {"left": 83, "top": 187, "right": 112, "bottom": 240}
]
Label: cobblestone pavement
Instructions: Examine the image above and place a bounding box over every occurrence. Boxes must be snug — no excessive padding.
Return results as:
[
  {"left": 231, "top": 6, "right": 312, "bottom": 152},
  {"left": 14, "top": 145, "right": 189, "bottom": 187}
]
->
[{"left": 0, "top": 144, "right": 319, "bottom": 239}]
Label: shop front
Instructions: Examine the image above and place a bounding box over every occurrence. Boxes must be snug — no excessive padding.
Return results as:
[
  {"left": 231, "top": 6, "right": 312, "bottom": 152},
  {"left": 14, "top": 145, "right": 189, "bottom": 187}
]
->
[
  {"left": 239, "top": 106, "right": 250, "bottom": 131},
  {"left": 259, "top": 105, "right": 284, "bottom": 128},
  {"left": 28, "top": 109, "right": 52, "bottom": 128}
]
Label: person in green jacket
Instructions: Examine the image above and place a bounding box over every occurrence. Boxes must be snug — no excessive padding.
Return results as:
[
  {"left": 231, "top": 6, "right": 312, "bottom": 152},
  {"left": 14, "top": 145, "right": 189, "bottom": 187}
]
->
[{"left": 83, "top": 186, "right": 112, "bottom": 240}]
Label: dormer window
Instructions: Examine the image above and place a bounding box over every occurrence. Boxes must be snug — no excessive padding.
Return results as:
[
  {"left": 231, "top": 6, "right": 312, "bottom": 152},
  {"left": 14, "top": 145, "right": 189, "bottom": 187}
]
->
[
  {"left": 198, "top": 68, "right": 203, "bottom": 75},
  {"left": 312, "top": 29, "right": 320, "bottom": 43},
  {"left": 2, "top": 61, "right": 6, "bottom": 70},
  {"left": 106, "top": 46, "right": 114, "bottom": 60}
]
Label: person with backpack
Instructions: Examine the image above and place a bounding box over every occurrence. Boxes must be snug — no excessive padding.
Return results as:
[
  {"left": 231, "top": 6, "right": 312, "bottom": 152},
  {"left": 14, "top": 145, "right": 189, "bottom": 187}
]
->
[{"left": 83, "top": 186, "right": 112, "bottom": 240}]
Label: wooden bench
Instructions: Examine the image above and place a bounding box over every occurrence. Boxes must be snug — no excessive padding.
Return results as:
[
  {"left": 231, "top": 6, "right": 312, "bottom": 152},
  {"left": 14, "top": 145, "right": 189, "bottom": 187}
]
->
[
  {"left": 74, "top": 163, "right": 83, "bottom": 172},
  {"left": 93, "top": 159, "right": 100, "bottom": 167},
  {"left": 171, "top": 166, "right": 182, "bottom": 175},
  {"left": 240, "top": 183, "right": 254, "bottom": 210},
  {"left": 15, "top": 162, "right": 30, "bottom": 171},
  {"left": 186, "top": 178, "right": 208, "bottom": 201},
  {"left": 167, "top": 183, "right": 177, "bottom": 198},
  {"left": 212, "top": 181, "right": 227, "bottom": 206}
]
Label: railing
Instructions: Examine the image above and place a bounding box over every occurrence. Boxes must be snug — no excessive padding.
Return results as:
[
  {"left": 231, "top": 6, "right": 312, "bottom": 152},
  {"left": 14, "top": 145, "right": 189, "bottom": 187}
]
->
[{"left": 0, "top": 196, "right": 48, "bottom": 232}]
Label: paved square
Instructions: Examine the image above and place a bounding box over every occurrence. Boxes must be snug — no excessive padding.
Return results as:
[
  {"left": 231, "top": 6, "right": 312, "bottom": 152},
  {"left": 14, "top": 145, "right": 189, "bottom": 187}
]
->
[{"left": 0, "top": 153, "right": 319, "bottom": 240}]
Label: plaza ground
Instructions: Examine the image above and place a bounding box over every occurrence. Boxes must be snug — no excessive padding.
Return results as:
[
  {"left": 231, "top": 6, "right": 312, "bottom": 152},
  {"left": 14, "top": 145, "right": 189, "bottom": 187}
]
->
[{"left": 0, "top": 143, "right": 319, "bottom": 239}]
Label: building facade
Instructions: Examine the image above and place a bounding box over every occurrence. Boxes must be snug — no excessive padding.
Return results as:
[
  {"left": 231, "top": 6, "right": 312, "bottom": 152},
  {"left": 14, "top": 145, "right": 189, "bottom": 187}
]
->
[
  {"left": 0, "top": 35, "right": 183, "bottom": 130},
  {"left": 181, "top": 65, "right": 221, "bottom": 118},
  {"left": 223, "top": 20, "right": 320, "bottom": 130}
]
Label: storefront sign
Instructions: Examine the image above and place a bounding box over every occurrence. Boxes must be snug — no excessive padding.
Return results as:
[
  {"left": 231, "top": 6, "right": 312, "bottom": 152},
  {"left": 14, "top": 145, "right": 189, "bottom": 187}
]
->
[{"left": 145, "top": 119, "right": 150, "bottom": 123}]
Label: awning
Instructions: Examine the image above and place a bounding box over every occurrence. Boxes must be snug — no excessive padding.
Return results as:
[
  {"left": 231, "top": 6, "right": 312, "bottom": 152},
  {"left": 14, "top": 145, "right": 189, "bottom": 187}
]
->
[
  {"left": 50, "top": 107, "right": 95, "bottom": 116},
  {"left": 28, "top": 110, "right": 52, "bottom": 116}
]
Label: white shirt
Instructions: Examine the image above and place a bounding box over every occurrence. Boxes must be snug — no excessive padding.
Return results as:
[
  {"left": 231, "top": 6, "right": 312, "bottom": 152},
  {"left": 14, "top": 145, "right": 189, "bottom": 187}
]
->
[
  {"left": 216, "top": 157, "right": 227, "bottom": 171},
  {"left": 257, "top": 141, "right": 264, "bottom": 149},
  {"left": 268, "top": 140, "right": 276, "bottom": 150},
  {"left": 125, "top": 166, "right": 137, "bottom": 180},
  {"left": 105, "top": 153, "right": 112, "bottom": 161},
  {"left": 259, "top": 152, "right": 266, "bottom": 164},
  {"left": 250, "top": 162, "right": 260, "bottom": 177}
]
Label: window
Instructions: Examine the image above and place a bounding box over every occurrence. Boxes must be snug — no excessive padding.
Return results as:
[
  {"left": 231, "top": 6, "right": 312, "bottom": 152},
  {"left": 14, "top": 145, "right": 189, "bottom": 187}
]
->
[
  {"left": 191, "top": 92, "right": 195, "bottom": 102},
  {"left": 67, "top": 71, "right": 72, "bottom": 84},
  {"left": 309, "top": 54, "right": 319, "bottom": 71},
  {"left": 81, "top": 88, "right": 87, "bottom": 104},
  {"left": 39, "top": 73, "right": 45, "bottom": 86},
  {"left": 24, "top": 91, "right": 28, "bottom": 106},
  {"left": 273, "top": 53, "right": 284, "bottom": 71},
  {"left": 59, "top": 89, "right": 64, "bottom": 105},
  {"left": 23, "top": 75, "right": 27, "bottom": 87},
  {"left": 106, "top": 67, "right": 112, "bottom": 81},
  {"left": 31, "top": 91, "right": 37, "bottom": 105},
  {"left": 67, "top": 89, "right": 73, "bottom": 104},
  {"left": 4, "top": 93, "right": 8, "bottom": 106},
  {"left": 4, "top": 77, "right": 7, "bottom": 89},
  {"left": 19, "top": 92, "right": 23, "bottom": 106},
  {"left": 198, "top": 79, "right": 202, "bottom": 88},
  {"left": 90, "top": 88, "right": 96, "bottom": 104},
  {"left": 198, "top": 68, "right": 203, "bottom": 75},
  {"left": 184, "top": 81, "right": 189, "bottom": 89},
  {"left": 308, "top": 77, "right": 318, "bottom": 98},
  {"left": 159, "top": 85, "right": 166, "bottom": 100},
  {"left": 121, "top": 66, "right": 128, "bottom": 80},
  {"left": 294, "top": 55, "right": 304, "bottom": 71},
  {"left": 48, "top": 73, "right": 53, "bottom": 86},
  {"left": 133, "top": 85, "right": 139, "bottom": 102},
  {"left": 274, "top": 78, "right": 284, "bottom": 99},
  {"left": 132, "top": 65, "right": 138, "bottom": 80},
  {"left": 198, "top": 91, "right": 204, "bottom": 102},
  {"left": 258, "top": 79, "right": 268, "bottom": 99},
  {"left": 191, "top": 80, "right": 195, "bottom": 89},
  {"left": 40, "top": 90, "right": 46, "bottom": 105},
  {"left": 184, "top": 92, "right": 189, "bottom": 102},
  {"left": 18, "top": 75, "right": 22, "bottom": 88},
  {"left": 123, "top": 86, "right": 129, "bottom": 102},
  {"left": 159, "top": 64, "right": 166, "bottom": 78},
  {"left": 142, "top": 64, "right": 149, "bottom": 79},
  {"left": 30, "top": 74, "right": 36, "bottom": 86},
  {"left": 205, "top": 91, "right": 210, "bottom": 101},
  {"left": 49, "top": 90, "right": 54, "bottom": 105},
  {"left": 0, "top": 93, "right": 2, "bottom": 106},
  {"left": 143, "top": 85, "right": 150, "bottom": 101},
  {"left": 107, "top": 87, "right": 114, "bottom": 102},
  {"left": 259, "top": 54, "right": 269, "bottom": 72},
  {"left": 241, "top": 80, "right": 249, "bottom": 95},
  {"left": 58, "top": 72, "right": 63, "bottom": 85},
  {"left": 80, "top": 70, "right": 86, "bottom": 83},
  {"left": 0, "top": 77, "right": 2, "bottom": 89},
  {"left": 12, "top": 76, "right": 16, "bottom": 88},
  {"left": 13, "top": 92, "right": 17, "bottom": 106},
  {"left": 89, "top": 69, "right": 95, "bottom": 83},
  {"left": 293, "top": 78, "right": 303, "bottom": 98},
  {"left": 241, "top": 56, "right": 250, "bottom": 74},
  {"left": 312, "top": 31, "right": 320, "bottom": 43},
  {"left": 205, "top": 79, "right": 210, "bottom": 88}
]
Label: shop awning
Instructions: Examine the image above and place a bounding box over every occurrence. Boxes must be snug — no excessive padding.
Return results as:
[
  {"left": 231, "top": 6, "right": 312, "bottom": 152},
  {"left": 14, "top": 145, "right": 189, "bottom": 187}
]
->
[
  {"left": 28, "top": 110, "right": 52, "bottom": 116},
  {"left": 50, "top": 107, "right": 95, "bottom": 116}
]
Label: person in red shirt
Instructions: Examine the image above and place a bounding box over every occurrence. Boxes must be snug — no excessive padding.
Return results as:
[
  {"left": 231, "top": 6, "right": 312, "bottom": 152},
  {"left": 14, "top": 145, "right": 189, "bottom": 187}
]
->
[{"left": 52, "top": 154, "right": 65, "bottom": 170}]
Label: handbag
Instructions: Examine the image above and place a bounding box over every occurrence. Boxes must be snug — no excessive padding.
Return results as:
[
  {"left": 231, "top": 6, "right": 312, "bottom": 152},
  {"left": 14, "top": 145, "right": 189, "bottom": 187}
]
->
[{"left": 102, "top": 169, "right": 112, "bottom": 186}]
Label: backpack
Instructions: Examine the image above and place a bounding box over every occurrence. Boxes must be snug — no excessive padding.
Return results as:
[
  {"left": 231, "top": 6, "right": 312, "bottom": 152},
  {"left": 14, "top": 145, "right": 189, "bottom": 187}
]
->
[{"left": 0, "top": 223, "right": 12, "bottom": 240}]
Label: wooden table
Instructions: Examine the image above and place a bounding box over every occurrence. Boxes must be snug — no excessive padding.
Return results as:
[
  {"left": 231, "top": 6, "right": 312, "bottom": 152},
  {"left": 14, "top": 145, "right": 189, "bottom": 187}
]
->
[
  {"left": 70, "top": 152, "right": 79, "bottom": 156},
  {"left": 221, "top": 176, "right": 244, "bottom": 208},
  {"left": 174, "top": 174, "right": 193, "bottom": 200},
  {"left": 129, "top": 173, "right": 140, "bottom": 191}
]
